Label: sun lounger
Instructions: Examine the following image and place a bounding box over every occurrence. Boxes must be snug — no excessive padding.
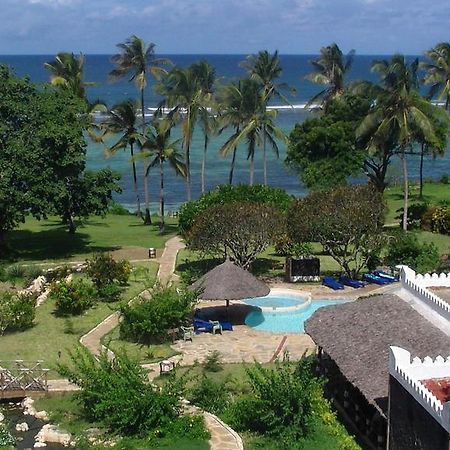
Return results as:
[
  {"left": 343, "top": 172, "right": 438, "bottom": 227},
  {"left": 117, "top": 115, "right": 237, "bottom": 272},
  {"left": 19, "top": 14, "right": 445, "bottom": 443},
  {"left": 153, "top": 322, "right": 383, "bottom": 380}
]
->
[
  {"left": 181, "top": 326, "right": 195, "bottom": 341},
  {"left": 339, "top": 276, "right": 364, "bottom": 289},
  {"left": 193, "top": 318, "right": 224, "bottom": 335},
  {"left": 322, "top": 277, "right": 345, "bottom": 290},
  {"left": 373, "top": 271, "right": 399, "bottom": 282},
  {"left": 219, "top": 320, "right": 233, "bottom": 331},
  {"left": 363, "top": 273, "right": 391, "bottom": 285}
]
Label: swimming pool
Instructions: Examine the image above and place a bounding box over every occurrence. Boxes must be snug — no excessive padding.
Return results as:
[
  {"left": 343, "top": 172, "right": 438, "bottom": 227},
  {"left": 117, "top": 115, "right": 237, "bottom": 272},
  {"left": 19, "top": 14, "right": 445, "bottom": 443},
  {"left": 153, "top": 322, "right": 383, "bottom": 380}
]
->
[
  {"left": 245, "top": 298, "right": 349, "bottom": 333},
  {"left": 243, "top": 293, "right": 310, "bottom": 311}
]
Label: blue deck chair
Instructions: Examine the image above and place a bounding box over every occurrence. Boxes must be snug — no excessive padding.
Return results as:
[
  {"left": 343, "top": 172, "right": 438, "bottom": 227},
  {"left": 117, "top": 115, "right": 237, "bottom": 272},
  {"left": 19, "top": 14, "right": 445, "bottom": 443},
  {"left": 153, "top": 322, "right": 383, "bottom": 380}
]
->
[
  {"left": 374, "top": 271, "right": 399, "bottom": 282},
  {"left": 339, "top": 275, "right": 364, "bottom": 289},
  {"left": 322, "top": 277, "right": 345, "bottom": 290},
  {"left": 363, "top": 273, "right": 390, "bottom": 285}
]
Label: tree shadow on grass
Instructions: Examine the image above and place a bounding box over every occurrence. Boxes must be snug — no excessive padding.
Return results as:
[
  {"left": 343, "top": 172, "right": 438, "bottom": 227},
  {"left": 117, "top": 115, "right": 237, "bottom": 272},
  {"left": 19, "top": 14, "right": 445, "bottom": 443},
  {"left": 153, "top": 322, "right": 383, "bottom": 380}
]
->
[{"left": 7, "top": 227, "right": 118, "bottom": 262}]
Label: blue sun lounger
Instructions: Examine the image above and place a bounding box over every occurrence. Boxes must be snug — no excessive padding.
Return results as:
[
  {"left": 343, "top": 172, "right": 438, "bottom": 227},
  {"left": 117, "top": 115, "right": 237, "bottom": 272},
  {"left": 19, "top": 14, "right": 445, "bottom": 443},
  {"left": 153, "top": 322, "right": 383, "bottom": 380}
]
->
[
  {"left": 339, "top": 276, "right": 364, "bottom": 289},
  {"left": 322, "top": 277, "right": 345, "bottom": 290},
  {"left": 374, "top": 271, "right": 399, "bottom": 282},
  {"left": 363, "top": 273, "right": 391, "bottom": 285}
]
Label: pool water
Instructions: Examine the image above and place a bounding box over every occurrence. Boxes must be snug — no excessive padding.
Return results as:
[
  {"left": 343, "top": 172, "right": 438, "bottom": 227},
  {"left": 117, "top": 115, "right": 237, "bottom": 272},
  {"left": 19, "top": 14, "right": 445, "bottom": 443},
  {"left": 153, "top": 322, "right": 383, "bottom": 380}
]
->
[
  {"left": 245, "top": 299, "right": 349, "bottom": 333},
  {"left": 243, "top": 295, "right": 307, "bottom": 309}
]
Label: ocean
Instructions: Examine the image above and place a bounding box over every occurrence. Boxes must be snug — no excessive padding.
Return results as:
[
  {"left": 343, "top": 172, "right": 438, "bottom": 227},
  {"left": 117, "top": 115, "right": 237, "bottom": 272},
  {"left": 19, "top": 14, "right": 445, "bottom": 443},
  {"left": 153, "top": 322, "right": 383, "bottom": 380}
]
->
[{"left": 1, "top": 54, "right": 449, "bottom": 211}]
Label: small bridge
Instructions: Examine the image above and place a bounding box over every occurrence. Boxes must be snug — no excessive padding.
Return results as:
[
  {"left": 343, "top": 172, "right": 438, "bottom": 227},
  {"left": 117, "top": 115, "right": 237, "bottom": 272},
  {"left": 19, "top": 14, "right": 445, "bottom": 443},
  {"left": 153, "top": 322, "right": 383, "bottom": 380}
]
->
[{"left": 0, "top": 360, "right": 49, "bottom": 399}]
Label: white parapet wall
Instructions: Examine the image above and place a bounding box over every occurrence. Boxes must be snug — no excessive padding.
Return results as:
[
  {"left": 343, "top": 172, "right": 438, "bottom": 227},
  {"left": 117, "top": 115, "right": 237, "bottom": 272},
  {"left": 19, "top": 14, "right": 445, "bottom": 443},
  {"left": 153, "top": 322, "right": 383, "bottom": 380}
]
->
[
  {"left": 397, "top": 265, "right": 450, "bottom": 321},
  {"left": 389, "top": 346, "right": 450, "bottom": 433}
]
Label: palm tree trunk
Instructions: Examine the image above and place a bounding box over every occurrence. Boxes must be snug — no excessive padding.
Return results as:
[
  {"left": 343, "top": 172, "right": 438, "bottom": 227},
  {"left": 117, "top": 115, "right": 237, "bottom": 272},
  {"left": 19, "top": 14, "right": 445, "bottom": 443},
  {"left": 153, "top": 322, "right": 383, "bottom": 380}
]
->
[
  {"left": 185, "top": 107, "right": 192, "bottom": 201},
  {"left": 201, "top": 134, "right": 208, "bottom": 193},
  {"left": 229, "top": 147, "right": 237, "bottom": 185},
  {"left": 263, "top": 125, "right": 267, "bottom": 186},
  {"left": 401, "top": 147, "right": 409, "bottom": 231},
  {"left": 419, "top": 142, "right": 425, "bottom": 199},
  {"left": 250, "top": 154, "right": 254, "bottom": 186},
  {"left": 141, "top": 88, "right": 151, "bottom": 225},
  {"left": 129, "top": 142, "right": 142, "bottom": 218},
  {"left": 160, "top": 157, "right": 165, "bottom": 233},
  {"left": 446, "top": 94, "right": 449, "bottom": 113}
]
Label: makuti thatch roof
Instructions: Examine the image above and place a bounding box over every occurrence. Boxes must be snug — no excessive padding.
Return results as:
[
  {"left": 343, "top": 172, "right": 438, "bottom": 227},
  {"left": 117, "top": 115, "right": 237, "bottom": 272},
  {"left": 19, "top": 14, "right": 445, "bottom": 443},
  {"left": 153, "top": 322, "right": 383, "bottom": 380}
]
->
[
  {"left": 305, "top": 294, "right": 450, "bottom": 415},
  {"left": 189, "top": 259, "right": 270, "bottom": 300}
]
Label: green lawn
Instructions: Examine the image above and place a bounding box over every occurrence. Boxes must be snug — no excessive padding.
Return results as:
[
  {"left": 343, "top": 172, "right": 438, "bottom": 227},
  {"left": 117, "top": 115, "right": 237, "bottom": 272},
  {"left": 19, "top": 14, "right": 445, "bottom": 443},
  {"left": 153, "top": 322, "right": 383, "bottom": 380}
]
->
[
  {"left": 0, "top": 262, "right": 158, "bottom": 378},
  {"left": 5, "top": 213, "right": 178, "bottom": 264},
  {"left": 34, "top": 393, "right": 210, "bottom": 450}
]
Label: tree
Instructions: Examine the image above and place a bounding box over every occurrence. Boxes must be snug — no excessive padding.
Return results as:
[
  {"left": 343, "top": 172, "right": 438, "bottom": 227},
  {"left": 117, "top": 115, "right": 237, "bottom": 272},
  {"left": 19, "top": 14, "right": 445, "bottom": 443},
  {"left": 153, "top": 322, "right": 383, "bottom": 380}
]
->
[
  {"left": 110, "top": 36, "right": 171, "bottom": 224},
  {"left": 357, "top": 55, "right": 448, "bottom": 230},
  {"left": 287, "top": 185, "right": 386, "bottom": 278},
  {"left": 286, "top": 94, "right": 370, "bottom": 190},
  {"left": 190, "top": 60, "right": 217, "bottom": 193},
  {"left": 141, "top": 120, "right": 186, "bottom": 232},
  {"left": 187, "top": 202, "right": 284, "bottom": 269},
  {"left": 101, "top": 100, "right": 142, "bottom": 216},
  {"left": 305, "top": 43, "right": 355, "bottom": 111},
  {"left": 421, "top": 42, "right": 450, "bottom": 111},
  {"left": 241, "top": 50, "right": 293, "bottom": 184}
]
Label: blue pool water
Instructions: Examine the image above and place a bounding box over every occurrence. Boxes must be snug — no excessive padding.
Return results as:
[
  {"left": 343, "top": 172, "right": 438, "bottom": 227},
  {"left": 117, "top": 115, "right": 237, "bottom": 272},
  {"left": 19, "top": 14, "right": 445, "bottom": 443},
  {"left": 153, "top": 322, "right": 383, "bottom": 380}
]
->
[
  {"left": 243, "top": 295, "right": 307, "bottom": 309},
  {"left": 245, "top": 299, "right": 349, "bottom": 333}
]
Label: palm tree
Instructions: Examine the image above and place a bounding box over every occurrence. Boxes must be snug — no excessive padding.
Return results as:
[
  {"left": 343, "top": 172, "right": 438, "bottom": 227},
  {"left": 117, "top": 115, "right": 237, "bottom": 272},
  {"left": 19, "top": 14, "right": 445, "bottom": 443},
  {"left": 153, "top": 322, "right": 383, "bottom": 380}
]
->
[
  {"left": 110, "top": 35, "right": 171, "bottom": 224},
  {"left": 421, "top": 43, "right": 450, "bottom": 112},
  {"left": 141, "top": 120, "right": 186, "bottom": 232},
  {"left": 305, "top": 43, "right": 355, "bottom": 111},
  {"left": 219, "top": 78, "right": 287, "bottom": 185},
  {"left": 100, "top": 100, "right": 142, "bottom": 217},
  {"left": 241, "top": 50, "right": 294, "bottom": 185},
  {"left": 44, "top": 52, "right": 94, "bottom": 100},
  {"left": 156, "top": 67, "right": 202, "bottom": 201},
  {"left": 190, "top": 60, "right": 217, "bottom": 193},
  {"left": 357, "top": 55, "right": 447, "bottom": 230}
]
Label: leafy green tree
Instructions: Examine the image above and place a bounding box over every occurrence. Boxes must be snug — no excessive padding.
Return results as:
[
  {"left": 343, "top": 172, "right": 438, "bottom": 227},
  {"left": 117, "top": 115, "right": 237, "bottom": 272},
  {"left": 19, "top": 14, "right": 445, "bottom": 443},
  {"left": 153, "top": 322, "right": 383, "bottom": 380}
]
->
[
  {"left": 421, "top": 42, "right": 450, "bottom": 111},
  {"left": 287, "top": 185, "right": 386, "bottom": 278},
  {"left": 141, "top": 119, "right": 186, "bottom": 232},
  {"left": 101, "top": 100, "right": 142, "bottom": 216},
  {"left": 305, "top": 43, "right": 355, "bottom": 110},
  {"left": 110, "top": 36, "right": 171, "bottom": 224}
]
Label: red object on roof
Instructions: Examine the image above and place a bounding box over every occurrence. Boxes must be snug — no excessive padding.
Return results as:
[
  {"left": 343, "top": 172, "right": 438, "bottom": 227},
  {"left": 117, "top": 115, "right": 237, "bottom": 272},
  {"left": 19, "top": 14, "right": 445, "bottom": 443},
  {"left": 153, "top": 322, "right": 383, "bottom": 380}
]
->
[{"left": 421, "top": 378, "right": 450, "bottom": 404}]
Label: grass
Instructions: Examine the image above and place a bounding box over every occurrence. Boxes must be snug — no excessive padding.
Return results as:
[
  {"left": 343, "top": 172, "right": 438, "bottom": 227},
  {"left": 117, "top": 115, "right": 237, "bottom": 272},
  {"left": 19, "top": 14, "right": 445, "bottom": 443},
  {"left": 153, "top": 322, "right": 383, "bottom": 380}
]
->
[
  {"left": 34, "top": 393, "right": 210, "bottom": 450},
  {"left": 5, "top": 213, "right": 178, "bottom": 264},
  {"left": 0, "top": 261, "right": 158, "bottom": 378}
]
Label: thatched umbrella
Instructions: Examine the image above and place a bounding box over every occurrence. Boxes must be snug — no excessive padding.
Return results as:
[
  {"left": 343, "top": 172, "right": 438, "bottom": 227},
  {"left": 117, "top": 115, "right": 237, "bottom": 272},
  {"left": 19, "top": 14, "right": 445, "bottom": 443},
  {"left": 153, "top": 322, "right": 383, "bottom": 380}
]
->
[{"left": 189, "top": 259, "right": 269, "bottom": 307}]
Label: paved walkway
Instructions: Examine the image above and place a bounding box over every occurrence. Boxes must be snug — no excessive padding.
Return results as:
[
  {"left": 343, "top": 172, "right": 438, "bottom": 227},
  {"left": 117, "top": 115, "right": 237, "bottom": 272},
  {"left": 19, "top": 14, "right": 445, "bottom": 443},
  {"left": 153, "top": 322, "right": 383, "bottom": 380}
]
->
[{"left": 157, "top": 235, "right": 185, "bottom": 285}]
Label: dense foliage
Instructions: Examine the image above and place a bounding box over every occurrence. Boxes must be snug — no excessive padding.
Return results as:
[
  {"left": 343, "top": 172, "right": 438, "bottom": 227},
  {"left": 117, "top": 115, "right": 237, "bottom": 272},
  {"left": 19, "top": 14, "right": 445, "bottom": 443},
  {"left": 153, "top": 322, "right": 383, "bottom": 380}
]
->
[
  {"left": 58, "top": 347, "right": 185, "bottom": 437},
  {"left": 119, "top": 285, "right": 197, "bottom": 343},
  {"left": 50, "top": 278, "right": 97, "bottom": 315},
  {"left": 385, "top": 232, "right": 441, "bottom": 273},
  {"left": 0, "top": 291, "right": 36, "bottom": 335},
  {"left": 178, "top": 184, "right": 293, "bottom": 236},
  {"left": 288, "top": 185, "right": 386, "bottom": 277},
  {"left": 187, "top": 202, "right": 284, "bottom": 269}
]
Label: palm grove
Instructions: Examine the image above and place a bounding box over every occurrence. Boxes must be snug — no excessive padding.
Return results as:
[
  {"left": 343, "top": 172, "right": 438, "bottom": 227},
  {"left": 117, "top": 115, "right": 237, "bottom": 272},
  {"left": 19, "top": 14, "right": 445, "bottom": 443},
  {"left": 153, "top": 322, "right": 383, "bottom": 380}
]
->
[{"left": 1, "top": 36, "right": 449, "bottom": 255}]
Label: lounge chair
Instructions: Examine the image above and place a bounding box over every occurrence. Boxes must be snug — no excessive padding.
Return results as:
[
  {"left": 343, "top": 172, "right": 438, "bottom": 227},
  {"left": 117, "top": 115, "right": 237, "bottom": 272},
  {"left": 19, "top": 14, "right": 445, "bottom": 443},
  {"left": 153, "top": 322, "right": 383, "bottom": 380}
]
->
[
  {"left": 373, "top": 271, "right": 399, "bottom": 282},
  {"left": 322, "top": 277, "right": 345, "bottom": 290},
  {"left": 181, "top": 326, "right": 195, "bottom": 341},
  {"left": 193, "top": 318, "right": 222, "bottom": 335},
  {"left": 219, "top": 320, "right": 233, "bottom": 331},
  {"left": 339, "top": 275, "right": 364, "bottom": 289},
  {"left": 363, "top": 273, "right": 391, "bottom": 285}
]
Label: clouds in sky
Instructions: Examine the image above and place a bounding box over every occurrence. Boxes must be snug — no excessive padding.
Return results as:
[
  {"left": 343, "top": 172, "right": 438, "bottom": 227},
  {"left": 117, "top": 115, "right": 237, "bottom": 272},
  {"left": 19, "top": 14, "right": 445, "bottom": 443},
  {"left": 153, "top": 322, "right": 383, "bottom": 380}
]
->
[{"left": 2, "top": 0, "right": 449, "bottom": 54}]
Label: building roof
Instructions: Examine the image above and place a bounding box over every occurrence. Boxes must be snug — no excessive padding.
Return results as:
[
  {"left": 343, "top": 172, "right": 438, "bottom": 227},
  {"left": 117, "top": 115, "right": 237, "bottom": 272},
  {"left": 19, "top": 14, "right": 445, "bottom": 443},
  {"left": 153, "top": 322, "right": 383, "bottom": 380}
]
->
[
  {"left": 189, "top": 259, "right": 270, "bottom": 300},
  {"left": 304, "top": 294, "right": 450, "bottom": 415}
]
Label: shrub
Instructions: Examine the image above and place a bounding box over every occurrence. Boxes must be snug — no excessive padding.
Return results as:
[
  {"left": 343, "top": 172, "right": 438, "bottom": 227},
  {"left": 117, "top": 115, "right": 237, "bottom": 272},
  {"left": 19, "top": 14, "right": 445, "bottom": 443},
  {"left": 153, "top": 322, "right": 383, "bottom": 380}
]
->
[
  {"left": 396, "top": 203, "right": 428, "bottom": 229},
  {"left": 441, "top": 174, "right": 449, "bottom": 184},
  {"left": 4, "top": 263, "right": 26, "bottom": 281},
  {"left": 0, "top": 291, "right": 36, "bottom": 335},
  {"left": 50, "top": 278, "right": 97, "bottom": 315},
  {"left": 109, "top": 201, "right": 132, "bottom": 215},
  {"left": 189, "top": 375, "right": 232, "bottom": 415},
  {"left": 178, "top": 184, "right": 294, "bottom": 237},
  {"left": 203, "top": 350, "right": 223, "bottom": 372},
  {"left": 97, "top": 283, "right": 123, "bottom": 302},
  {"left": 86, "top": 253, "right": 131, "bottom": 296},
  {"left": 430, "top": 206, "right": 450, "bottom": 235},
  {"left": 385, "top": 232, "right": 441, "bottom": 273},
  {"left": 24, "top": 265, "right": 44, "bottom": 283},
  {"left": 119, "top": 285, "right": 198, "bottom": 344},
  {"left": 0, "top": 424, "right": 15, "bottom": 448},
  {"left": 58, "top": 347, "right": 184, "bottom": 437}
]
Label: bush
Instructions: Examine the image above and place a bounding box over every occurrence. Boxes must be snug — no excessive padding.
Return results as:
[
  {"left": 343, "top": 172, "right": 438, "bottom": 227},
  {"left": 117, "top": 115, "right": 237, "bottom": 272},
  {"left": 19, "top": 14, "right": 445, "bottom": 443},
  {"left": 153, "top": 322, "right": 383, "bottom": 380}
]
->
[
  {"left": 97, "top": 283, "right": 123, "bottom": 302},
  {"left": 58, "top": 347, "right": 184, "bottom": 437},
  {"left": 119, "top": 285, "right": 198, "bottom": 344},
  {"left": 385, "top": 232, "right": 441, "bottom": 273},
  {"left": 203, "top": 350, "right": 223, "bottom": 372},
  {"left": 178, "top": 184, "right": 293, "bottom": 237},
  {"left": 4, "top": 263, "right": 26, "bottom": 281},
  {"left": 0, "top": 291, "right": 36, "bottom": 335},
  {"left": 86, "top": 253, "right": 131, "bottom": 297},
  {"left": 430, "top": 206, "right": 450, "bottom": 235},
  {"left": 50, "top": 278, "right": 97, "bottom": 315},
  {"left": 109, "top": 201, "right": 132, "bottom": 215},
  {"left": 189, "top": 375, "right": 232, "bottom": 415},
  {"left": 396, "top": 203, "right": 428, "bottom": 229},
  {"left": 441, "top": 174, "right": 449, "bottom": 184}
]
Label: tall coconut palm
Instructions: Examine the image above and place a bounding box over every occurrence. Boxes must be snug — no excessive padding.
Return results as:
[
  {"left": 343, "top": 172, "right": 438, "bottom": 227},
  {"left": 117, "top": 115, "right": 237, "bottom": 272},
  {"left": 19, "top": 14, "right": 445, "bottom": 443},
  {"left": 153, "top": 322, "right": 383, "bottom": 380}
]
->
[
  {"left": 100, "top": 100, "right": 142, "bottom": 217},
  {"left": 44, "top": 52, "right": 94, "bottom": 100},
  {"left": 156, "top": 67, "right": 203, "bottom": 201},
  {"left": 241, "top": 50, "right": 294, "bottom": 185},
  {"left": 421, "top": 42, "right": 450, "bottom": 112},
  {"left": 141, "top": 120, "right": 186, "bottom": 232},
  {"left": 219, "top": 78, "right": 287, "bottom": 185},
  {"left": 357, "top": 55, "right": 447, "bottom": 230},
  {"left": 190, "top": 60, "right": 217, "bottom": 193},
  {"left": 305, "top": 43, "right": 355, "bottom": 111},
  {"left": 110, "top": 35, "right": 171, "bottom": 224}
]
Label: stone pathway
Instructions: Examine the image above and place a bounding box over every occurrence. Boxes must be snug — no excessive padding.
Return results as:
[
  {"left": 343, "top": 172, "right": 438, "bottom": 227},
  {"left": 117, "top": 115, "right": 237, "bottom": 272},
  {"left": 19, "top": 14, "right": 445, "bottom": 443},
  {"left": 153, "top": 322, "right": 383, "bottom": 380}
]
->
[{"left": 157, "top": 235, "right": 185, "bottom": 285}]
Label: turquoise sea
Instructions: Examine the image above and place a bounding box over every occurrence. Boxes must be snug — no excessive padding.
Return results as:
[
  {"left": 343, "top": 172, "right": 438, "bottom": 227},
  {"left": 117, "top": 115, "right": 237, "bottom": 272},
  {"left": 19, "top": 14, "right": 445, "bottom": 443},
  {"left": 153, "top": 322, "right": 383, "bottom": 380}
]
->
[{"left": 2, "top": 54, "right": 449, "bottom": 211}]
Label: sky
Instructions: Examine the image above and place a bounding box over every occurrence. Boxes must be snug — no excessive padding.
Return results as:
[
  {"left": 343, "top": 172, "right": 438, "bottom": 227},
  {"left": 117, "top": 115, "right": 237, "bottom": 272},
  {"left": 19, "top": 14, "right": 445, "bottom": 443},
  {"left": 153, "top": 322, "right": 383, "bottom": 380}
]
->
[{"left": 1, "top": 0, "right": 449, "bottom": 55}]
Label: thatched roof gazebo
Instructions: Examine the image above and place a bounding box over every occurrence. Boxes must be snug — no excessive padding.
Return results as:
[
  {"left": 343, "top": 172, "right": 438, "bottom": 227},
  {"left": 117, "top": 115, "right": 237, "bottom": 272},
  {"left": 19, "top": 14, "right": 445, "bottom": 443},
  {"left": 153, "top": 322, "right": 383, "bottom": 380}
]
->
[{"left": 189, "top": 259, "right": 270, "bottom": 306}]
